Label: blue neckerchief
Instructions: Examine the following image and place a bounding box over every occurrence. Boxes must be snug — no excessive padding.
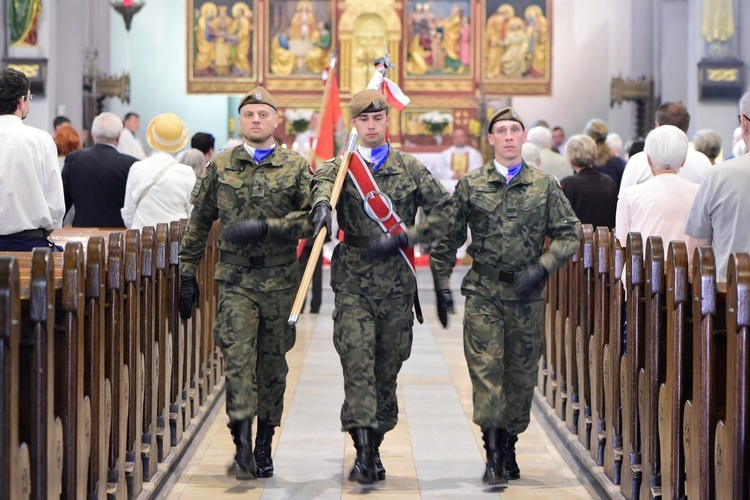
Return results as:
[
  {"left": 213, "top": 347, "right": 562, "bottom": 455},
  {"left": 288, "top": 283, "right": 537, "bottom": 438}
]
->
[
  {"left": 506, "top": 162, "right": 523, "bottom": 183},
  {"left": 359, "top": 144, "right": 389, "bottom": 171},
  {"left": 243, "top": 143, "right": 275, "bottom": 163}
]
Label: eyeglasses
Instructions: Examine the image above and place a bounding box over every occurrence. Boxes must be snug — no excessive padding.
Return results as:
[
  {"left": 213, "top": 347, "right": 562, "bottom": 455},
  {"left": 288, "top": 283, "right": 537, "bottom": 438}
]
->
[
  {"left": 738, "top": 114, "right": 750, "bottom": 125},
  {"left": 23, "top": 94, "right": 33, "bottom": 102}
]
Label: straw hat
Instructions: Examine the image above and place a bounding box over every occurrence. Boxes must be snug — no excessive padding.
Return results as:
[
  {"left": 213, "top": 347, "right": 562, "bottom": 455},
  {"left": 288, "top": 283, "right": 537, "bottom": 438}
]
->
[{"left": 146, "top": 113, "right": 189, "bottom": 153}]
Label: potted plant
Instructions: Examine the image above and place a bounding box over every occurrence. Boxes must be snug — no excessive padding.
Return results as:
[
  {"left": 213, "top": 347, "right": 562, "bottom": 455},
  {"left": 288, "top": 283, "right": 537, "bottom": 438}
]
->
[
  {"left": 419, "top": 111, "right": 453, "bottom": 145},
  {"left": 284, "top": 108, "right": 315, "bottom": 134}
]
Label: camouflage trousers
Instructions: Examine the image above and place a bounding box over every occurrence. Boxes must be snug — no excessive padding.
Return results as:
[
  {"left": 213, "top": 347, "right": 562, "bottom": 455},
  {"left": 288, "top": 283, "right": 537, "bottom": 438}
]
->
[
  {"left": 333, "top": 291, "right": 414, "bottom": 433},
  {"left": 214, "top": 281, "right": 297, "bottom": 425},
  {"left": 463, "top": 293, "right": 543, "bottom": 435}
]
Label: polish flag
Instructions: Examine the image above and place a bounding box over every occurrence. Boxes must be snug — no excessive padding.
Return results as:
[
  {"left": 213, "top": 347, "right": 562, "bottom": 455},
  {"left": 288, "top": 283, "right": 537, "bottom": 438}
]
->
[
  {"left": 380, "top": 78, "right": 410, "bottom": 111},
  {"left": 314, "top": 70, "right": 341, "bottom": 163}
]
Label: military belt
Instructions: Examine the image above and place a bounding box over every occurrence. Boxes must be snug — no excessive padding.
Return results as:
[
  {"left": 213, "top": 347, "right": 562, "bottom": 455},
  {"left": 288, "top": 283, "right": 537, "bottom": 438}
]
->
[
  {"left": 220, "top": 251, "right": 296, "bottom": 268},
  {"left": 342, "top": 234, "right": 371, "bottom": 248},
  {"left": 472, "top": 262, "right": 515, "bottom": 284},
  {"left": 0, "top": 228, "right": 50, "bottom": 239}
]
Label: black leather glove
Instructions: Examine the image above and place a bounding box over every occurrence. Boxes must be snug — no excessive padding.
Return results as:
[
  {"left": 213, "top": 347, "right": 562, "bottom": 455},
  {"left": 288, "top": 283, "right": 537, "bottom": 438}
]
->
[
  {"left": 436, "top": 289, "right": 454, "bottom": 328},
  {"left": 364, "top": 232, "right": 409, "bottom": 261},
  {"left": 513, "top": 261, "right": 548, "bottom": 299},
  {"left": 223, "top": 219, "right": 268, "bottom": 244},
  {"left": 179, "top": 275, "right": 200, "bottom": 321},
  {"left": 311, "top": 201, "right": 332, "bottom": 238}
]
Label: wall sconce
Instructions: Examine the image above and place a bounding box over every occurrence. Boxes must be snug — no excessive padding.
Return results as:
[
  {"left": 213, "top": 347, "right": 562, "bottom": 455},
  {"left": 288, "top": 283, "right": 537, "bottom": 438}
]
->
[{"left": 111, "top": 0, "right": 144, "bottom": 31}]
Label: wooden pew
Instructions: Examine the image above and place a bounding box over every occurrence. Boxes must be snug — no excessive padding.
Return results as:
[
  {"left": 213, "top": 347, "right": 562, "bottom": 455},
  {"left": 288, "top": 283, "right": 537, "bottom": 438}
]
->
[
  {"left": 637, "top": 236, "right": 666, "bottom": 499},
  {"left": 544, "top": 252, "right": 558, "bottom": 407},
  {"left": 0, "top": 256, "right": 32, "bottom": 499},
  {"left": 591, "top": 227, "right": 610, "bottom": 467},
  {"left": 621, "top": 233, "right": 644, "bottom": 500},
  {"left": 604, "top": 234, "right": 625, "bottom": 484},
  {"left": 554, "top": 244, "right": 568, "bottom": 422},
  {"left": 123, "top": 230, "right": 144, "bottom": 497},
  {"left": 140, "top": 227, "right": 159, "bottom": 481},
  {"left": 714, "top": 252, "right": 750, "bottom": 499},
  {"left": 683, "top": 246, "right": 727, "bottom": 498},
  {"left": 83, "top": 238, "right": 109, "bottom": 499},
  {"left": 105, "top": 232, "right": 128, "bottom": 500},
  {"left": 168, "top": 221, "right": 185, "bottom": 444},
  {"left": 56, "top": 242, "right": 91, "bottom": 498},
  {"left": 18, "top": 249, "right": 64, "bottom": 498},
  {"left": 577, "top": 225, "right": 595, "bottom": 450},
  {"left": 154, "top": 223, "right": 173, "bottom": 461},
  {"left": 564, "top": 223, "right": 582, "bottom": 435},
  {"left": 658, "top": 241, "right": 691, "bottom": 499}
]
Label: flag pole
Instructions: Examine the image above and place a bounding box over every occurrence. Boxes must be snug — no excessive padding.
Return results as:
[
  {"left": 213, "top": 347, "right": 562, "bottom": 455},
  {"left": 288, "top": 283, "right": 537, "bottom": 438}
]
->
[{"left": 288, "top": 52, "right": 392, "bottom": 327}]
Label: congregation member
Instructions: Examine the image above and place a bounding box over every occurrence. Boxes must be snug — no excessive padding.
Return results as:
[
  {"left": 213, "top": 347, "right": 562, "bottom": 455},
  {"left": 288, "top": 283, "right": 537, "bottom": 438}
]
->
[
  {"left": 521, "top": 142, "right": 541, "bottom": 169},
  {"left": 179, "top": 87, "right": 313, "bottom": 480},
  {"left": 121, "top": 112, "right": 195, "bottom": 229},
  {"left": 584, "top": 118, "right": 627, "bottom": 190},
  {"left": 191, "top": 131, "right": 216, "bottom": 161},
  {"left": 118, "top": 111, "right": 147, "bottom": 159},
  {"left": 0, "top": 67, "right": 65, "bottom": 251},
  {"left": 551, "top": 125, "right": 566, "bottom": 154},
  {"left": 310, "top": 89, "right": 451, "bottom": 485},
  {"left": 436, "top": 127, "right": 484, "bottom": 186},
  {"left": 53, "top": 115, "right": 71, "bottom": 131},
  {"left": 619, "top": 101, "right": 711, "bottom": 194},
  {"left": 616, "top": 125, "right": 698, "bottom": 257},
  {"left": 693, "top": 128, "right": 722, "bottom": 165},
  {"left": 62, "top": 112, "right": 138, "bottom": 228},
  {"left": 606, "top": 132, "right": 623, "bottom": 158},
  {"left": 526, "top": 125, "right": 573, "bottom": 181},
  {"left": 685, "top": 88, "right": 750, "bottom": 282},
  {"left": 53, "top": 123, "right": 81, "bottom": 170},
  {"left": 430, "top": 107, "right": 578, "bottom": 486},
  {"left": 561, "top": 134, "right": 618, "bottom": 229},
  {"left": 724, "top": 126, "right": 744, "bottom": 160}
]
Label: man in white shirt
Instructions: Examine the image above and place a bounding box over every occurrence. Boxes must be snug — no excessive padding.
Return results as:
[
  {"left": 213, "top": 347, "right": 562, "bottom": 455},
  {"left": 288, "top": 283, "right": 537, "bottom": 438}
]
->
[
  {"left": 436, "top": 127, "right": 483, "bottom": 189},
  {"left": 526, "top": 125, "right": 573, "bottom": 181},
  {"left": 616, "top": 125, "right": 699, "bottom": 259},
  {"left": 117, "top": 111, "right": 147, "bottom": 160},
  {"left": 684, "top": 88, "right": 750, "bottom": 282},
  {"left": 121, "top": 113, "right": 196, "bottom": 229},
  {"left": 619, "top": 101, "right": 711, "bottom": 196},
  {"left": 0, "top": 68, "right": 65, "bottom": 250}
]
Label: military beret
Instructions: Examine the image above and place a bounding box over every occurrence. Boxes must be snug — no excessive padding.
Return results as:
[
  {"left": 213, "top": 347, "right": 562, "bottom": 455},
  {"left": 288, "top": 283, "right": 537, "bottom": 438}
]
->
[
  {"left": 350, "top": 89, "right": 389, "bottom": 118},
  {"left": 487, "top": 107, "right": 525, "bottom": 134},
  {"left": 238, "top": 86, "right": 277, "bottom": 112}
]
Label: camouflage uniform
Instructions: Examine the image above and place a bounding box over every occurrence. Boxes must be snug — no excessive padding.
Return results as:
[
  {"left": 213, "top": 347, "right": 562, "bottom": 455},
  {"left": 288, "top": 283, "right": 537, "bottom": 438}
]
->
[
  {"left": 311, "top": 148, "right": 451, "bottom": 433},
  {"left": 431, "top": 161, "right": 578, "bottom": 435},
  {"left": 179, "top": 145, "right": 312, "bottom": 425}
]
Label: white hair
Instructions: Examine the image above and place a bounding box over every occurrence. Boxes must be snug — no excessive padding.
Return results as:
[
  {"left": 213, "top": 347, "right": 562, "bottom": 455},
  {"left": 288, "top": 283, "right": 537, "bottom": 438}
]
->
[
  {"left": 606, "top": 133, "right": 623, "bottom": 156},
  {"left": 522, "top": 142, "right": 541, "bottom": 168},
  {"left": 526, "top": 126, "right": 553, "bottom": 149},
  {"left": 740, "top": 87, "right": 750, "bottom": 116},
  {"left": 644, "top": 124, "right": 688, "bottom": 172},
  {"left": 92, "top": 112, "right": 123, "bottom": 142}
]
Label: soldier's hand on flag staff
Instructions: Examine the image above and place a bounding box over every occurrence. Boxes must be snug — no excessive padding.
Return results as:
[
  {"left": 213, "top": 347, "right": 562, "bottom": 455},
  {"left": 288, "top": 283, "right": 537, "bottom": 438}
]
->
[
  {"left": 223, "top": 218, "right": 269, "bottom": 244},
  {"left": 311, "top": 200, "right": 332, "bottom": 238},
  {"left": 179, "top": 275, "right": 200, "bottom": 321},
  {"left": 364, "top": 232, "right": 408, "bottom": 261},
  {"left": 436, "top": 289, "right": 454, "bottom": 328}
]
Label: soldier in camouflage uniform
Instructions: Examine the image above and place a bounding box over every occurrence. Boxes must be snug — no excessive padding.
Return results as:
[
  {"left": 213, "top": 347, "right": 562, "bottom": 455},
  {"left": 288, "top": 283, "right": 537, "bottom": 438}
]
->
[
  {"left": 430, "top": 107, "right": 578, "bottom": 486},
  {"left": 310, "top": 89, "right": 451, "bottom": 484},
  {"left": 178, "top": 86, "right": 312, "bottom": 480}
]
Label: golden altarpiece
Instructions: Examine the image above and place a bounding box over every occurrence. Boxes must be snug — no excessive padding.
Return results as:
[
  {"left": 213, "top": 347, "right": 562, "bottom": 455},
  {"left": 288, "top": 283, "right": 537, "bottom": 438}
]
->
[{"left": 187, "top": 0, "right": 551, "bottom": 151}]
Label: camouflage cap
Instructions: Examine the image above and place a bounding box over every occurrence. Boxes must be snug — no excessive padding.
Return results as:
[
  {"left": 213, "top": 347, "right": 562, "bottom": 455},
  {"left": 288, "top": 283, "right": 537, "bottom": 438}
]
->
[
  {"left": 350, "top": 89, "right": 389, "bottom": 118},
  {"left": 488, "top": 107, "right": 525, "bottom": 134},
  {"left": 238, "top": 86, "right": 277, "bottom": 112}
]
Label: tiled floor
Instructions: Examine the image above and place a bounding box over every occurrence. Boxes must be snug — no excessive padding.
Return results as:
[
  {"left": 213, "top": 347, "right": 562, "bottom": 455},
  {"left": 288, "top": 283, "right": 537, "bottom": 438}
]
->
[{"left": 165, "top": 268, "right": 592, "bottom": 499}]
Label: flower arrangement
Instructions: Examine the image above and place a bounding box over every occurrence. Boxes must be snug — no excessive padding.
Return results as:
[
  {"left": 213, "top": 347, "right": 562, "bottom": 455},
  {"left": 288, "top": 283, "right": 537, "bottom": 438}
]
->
[
  {"left": 419, "top": 111, "right": 453, "bottom": 135},
  {"left": 284, "top": 108, "right": 315, "bottom": 133}
]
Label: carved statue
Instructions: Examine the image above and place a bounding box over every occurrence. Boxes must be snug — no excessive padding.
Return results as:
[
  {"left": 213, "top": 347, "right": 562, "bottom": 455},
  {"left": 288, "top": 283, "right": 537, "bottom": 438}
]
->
[
  {"left": 701, "top": 0, "right": 735, "bottom": 43},
  {"left": 524, "top": 5, "right": 548, "bottom": 78},
  {"left": 231, "top": 2, "right": 253, "bottom": 76},
  {"left": 194, "top": 2, "right": 218, "bottom": 75},
  {"left": 485, "top": 4, "right": 514, "bottom": 79}
]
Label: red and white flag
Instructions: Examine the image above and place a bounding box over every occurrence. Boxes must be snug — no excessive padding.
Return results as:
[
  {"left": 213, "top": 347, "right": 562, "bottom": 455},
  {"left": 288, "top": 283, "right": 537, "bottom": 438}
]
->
[
  {"left": 314, "top": 70, "right": 342, "bottom": 165},
  {"left": 380, "top": 78, "right": 410, "bottom": 111}
]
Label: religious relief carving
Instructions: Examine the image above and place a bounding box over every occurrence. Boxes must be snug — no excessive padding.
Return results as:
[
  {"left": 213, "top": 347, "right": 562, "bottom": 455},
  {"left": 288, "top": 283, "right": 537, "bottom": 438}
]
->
[
  {"left": 267, "top": 0, "right": 334, "bottom": 77},
  {"left": 405, "top": 1, "right": 471, "bottom": 77}
]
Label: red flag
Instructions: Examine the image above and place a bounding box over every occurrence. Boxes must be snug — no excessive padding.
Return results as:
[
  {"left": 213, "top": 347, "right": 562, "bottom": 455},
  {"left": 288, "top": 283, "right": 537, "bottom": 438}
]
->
[{"left": 314, "top": 71, "right": 341, "bottom": 163}]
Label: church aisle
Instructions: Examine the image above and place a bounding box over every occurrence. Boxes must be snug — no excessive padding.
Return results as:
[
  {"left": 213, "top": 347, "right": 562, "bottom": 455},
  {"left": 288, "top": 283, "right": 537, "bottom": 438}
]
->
[{"left": 165, "top": 270, "right": 592, "bottom": 499}]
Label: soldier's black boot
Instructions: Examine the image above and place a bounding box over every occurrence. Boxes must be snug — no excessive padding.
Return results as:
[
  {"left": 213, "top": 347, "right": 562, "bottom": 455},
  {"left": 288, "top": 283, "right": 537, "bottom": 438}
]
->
[
  {"left": 348, "top": 428, "right": 377, "bottom": 484},
  {"left": 373, "top": 432, "right": 386, "bottom": 481},
  {"left": 229, "top": 418, "right": 257, "bottom": 480},
  {"left": 481, "top": 428, "right": 508, "bottom": 486},
  {"left": 255, "top": 420, "right": 275, "bottom": 478},
  {"left": 504, "top": 433, "right": 521, "bottom": 480}
]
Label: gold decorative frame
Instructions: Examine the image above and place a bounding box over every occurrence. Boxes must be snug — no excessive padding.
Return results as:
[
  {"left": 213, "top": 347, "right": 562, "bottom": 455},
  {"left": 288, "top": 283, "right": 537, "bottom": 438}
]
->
[
  {"left": 481, "top": 0, "right": 552, "bottom": 96},
  {"left": 187, "top": 0, "right": 259, "bottom": 93}
]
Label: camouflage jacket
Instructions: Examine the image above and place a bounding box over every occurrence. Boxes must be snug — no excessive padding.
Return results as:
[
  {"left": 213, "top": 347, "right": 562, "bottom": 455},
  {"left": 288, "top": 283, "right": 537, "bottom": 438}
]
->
[
  {"left": 311, "top": 147, "right": 451, "bottom": 298},
  {"left": 179, "top": 144, "right": 313, "bottom": 291},
  {"left": 430, "top": 161, "right": 579, "bottom": 301}
]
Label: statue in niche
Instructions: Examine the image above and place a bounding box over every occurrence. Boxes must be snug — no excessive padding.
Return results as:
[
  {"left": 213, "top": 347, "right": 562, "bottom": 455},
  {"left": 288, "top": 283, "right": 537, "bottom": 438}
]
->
[
  {"left": 192, "top": 1, "right": 254, "bottom": 78},
  {"left": 268, "top": 0, "right": 332, "bottom": 76},
  {"left": 306, "top": 21, "right": 332, "bottom": 74},
  {"left": 194, "top": 2, "right": 218, "bottom": 75},
  {"left": 438, "top": 4, "right": 464, "bottom": 73},
  {"left": 231, "top": 2, "right": 254, "bottom": 76},
  {"left": 270, "top": 29, "right": 296, "bottom": 76},
  {"left": 485, "top": 4, "right": 514, "bottom": 78},
  {"left": 701, "top": 0, "right": 735, "bottom": 45},
  {"left": 351, "top": 15, "right": 386, "bottom": 91},
  {"left": 500, "top": 17, "right": 528, "bottom": 78},
  {"left": 406, "top": 1, "right": 470, "bottom": 77},
  {"left": 524, "top": 4, "right": 547, "bottom": 77},
  {"left": 212, "top": 5, "right": 237, "bottom": 75}
]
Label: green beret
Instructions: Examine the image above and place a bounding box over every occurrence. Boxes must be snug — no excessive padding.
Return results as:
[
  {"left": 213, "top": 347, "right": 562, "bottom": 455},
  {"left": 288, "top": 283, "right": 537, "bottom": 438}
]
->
[
  {"left": 350, "top": 89, "right": 388, "bottom": 118},
  {"left": 238, "top": 86, "right": 277, "bottom": 112},
  {"left": 488, "top": 107, "right": 524, "bottom": 134}
]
